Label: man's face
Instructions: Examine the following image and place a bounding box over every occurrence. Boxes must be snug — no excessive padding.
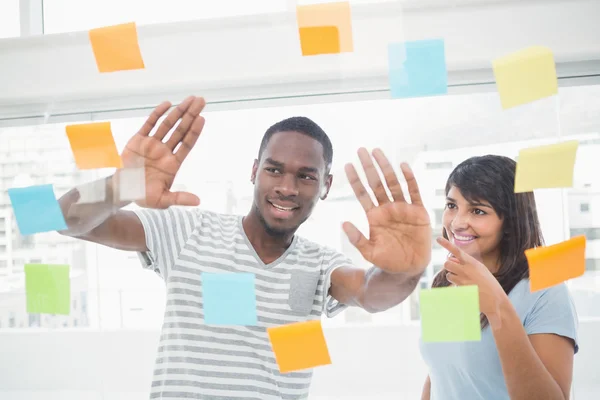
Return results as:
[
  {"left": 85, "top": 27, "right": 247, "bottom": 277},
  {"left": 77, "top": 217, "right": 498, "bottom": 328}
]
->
[{"left": 251, "top": 131, "right": 332, "bottom": 236}]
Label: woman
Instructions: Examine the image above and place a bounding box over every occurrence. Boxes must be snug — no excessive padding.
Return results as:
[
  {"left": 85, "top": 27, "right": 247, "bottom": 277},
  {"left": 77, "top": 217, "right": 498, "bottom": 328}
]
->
[{"left": 420, "top": 155, "right": 579, "bottom": 400}]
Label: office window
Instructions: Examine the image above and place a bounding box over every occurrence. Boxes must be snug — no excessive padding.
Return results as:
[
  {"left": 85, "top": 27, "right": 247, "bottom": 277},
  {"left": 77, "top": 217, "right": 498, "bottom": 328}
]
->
[
  {"left": 571, "top": 228, "right": 600, "bottom": 240},
  {"left": 433, "top": 209, "right": 444, "bottom": 226},
  {"left": 586, "top": 259, "right": 600, "bottom": 271},
  {"left": 425, "top": 161, "right": 453, "bottom": 170},
  {"left": 435, "top": 188, "right": 446, "bottom": 196},
  {"left": 0, "top": 0, "right": 19, "bottom": 39}
]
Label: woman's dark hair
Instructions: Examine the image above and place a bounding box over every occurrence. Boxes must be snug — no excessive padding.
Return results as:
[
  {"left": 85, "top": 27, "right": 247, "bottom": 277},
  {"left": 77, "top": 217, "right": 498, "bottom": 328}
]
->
[{"left": 431, "top": 155, "right": 544, "bottom": 329}]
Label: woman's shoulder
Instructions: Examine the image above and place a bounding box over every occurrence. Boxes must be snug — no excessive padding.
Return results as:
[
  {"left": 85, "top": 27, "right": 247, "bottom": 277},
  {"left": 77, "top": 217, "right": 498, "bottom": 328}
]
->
[{"left": 508, "top": 279, "right": 576, "bottom": 320}]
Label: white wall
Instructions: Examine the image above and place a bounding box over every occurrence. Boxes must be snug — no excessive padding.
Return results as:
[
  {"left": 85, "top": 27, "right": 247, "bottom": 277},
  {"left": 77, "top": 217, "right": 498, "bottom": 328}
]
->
[
  {"left": 0, "top": 0, "right": 599, "bottom": 121},
  {"left": 0, "top": 321, "right": 597, "bottom": 399}
]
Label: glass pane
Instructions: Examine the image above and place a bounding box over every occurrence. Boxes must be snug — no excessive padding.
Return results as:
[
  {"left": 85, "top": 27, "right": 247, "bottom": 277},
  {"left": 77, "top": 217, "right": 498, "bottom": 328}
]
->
[
  {"left": 1, "top": 83, "right": 599, "bottom": 399},
  {"left": 0, "top": 121, "right": 97, "bottom": 329},
  {"left": 44, "top": 0, "right": 287, "bottom": 34},
  {"left": 0, "top": 0, "right": 20, "bottom": 39},
  {"left": 43, "top": 0, "right": 399, "bottom": 34}
]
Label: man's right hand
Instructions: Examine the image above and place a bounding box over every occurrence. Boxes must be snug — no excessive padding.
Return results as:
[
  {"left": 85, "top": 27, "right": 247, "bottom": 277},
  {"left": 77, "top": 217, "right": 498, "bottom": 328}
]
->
[{"left": 118, "top": 95, "right": 206, "bottom": 209}]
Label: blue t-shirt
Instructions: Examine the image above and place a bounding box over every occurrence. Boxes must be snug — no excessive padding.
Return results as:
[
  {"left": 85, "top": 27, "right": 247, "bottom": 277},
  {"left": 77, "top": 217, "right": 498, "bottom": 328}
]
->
[{"left": 420, "top": 279, "right": 579, "bottom": 400}]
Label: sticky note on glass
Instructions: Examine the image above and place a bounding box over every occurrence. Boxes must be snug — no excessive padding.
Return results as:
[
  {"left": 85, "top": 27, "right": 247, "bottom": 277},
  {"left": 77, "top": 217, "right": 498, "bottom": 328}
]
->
[
  {"left": 420, "top": 285, "right": 481, "bottom": 343},
  {"left": 526, "top": 236, "right": 586, "bottom": 292},
  {"left": 25, "top": 264, "right": 71, "bottom": 315},
  {"left": 202, "top": 273, "right": 257, "bottom": 326},
  {"left": 267, "top": 320, "right": 332, "bottom": 373},
  {"left": 493, "top": 46, "right": 558, "bottom": 109},
  {"left": 76, "top": 179, "right": 107, "bottom": 204},
  {"left": 88, "top": 22, "right": 145, "bottom": 73},
  {"left": 299, "top": 26, "right": 340, "bottom": 56},
  {"left": 296, "top": 2, "right": 353, "bottom": 56},
  {"left": 66, "top": 122, "right": 123, "bottom": 170},
  {"left": 8, "top": 184, "right": 67, "bottom": 235},
  {"left": 514, "top": 140, "right": 579, "bottom": 193},
  {"left": 388, "top": 39, "right": 447, "bottom": 98},
  {"left": 118, "top": 167, "right": 146, "bottom": 201}
]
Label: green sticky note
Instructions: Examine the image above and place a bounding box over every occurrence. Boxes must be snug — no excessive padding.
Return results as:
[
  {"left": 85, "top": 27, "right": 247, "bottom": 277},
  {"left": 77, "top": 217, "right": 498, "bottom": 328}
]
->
[
  {"left": 25, "top": 264, "right": 71, "bottom": 315},
  {"left": 420, "top": 285, "right": 481, "bottom": 343}
]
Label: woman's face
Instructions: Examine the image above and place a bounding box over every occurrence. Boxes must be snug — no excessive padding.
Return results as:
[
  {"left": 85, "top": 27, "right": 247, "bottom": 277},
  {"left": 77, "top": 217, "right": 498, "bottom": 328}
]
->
[{"left": 443, "top": 186, "right": 504, "bottom": 270}]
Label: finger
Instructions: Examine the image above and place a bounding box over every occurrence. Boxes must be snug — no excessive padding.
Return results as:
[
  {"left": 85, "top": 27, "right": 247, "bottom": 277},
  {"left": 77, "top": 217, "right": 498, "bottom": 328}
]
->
[
  {"left": 372, "top": 148, "right": 405, "bottom": 203},
  {"left": 400, "top": 162, "right": 424, "bottom": 205},
  {"left": 153, "top": 96, "right": 195, "bottom": 141},
  {"left": 357, "top": 147, "right": 390, "bottom": 206},
  {"left": 163, "top": 191, "right": 201, "bottom": 207},
  {"left": 166, "top": 97, "right": 206, "bottom": 151},
  {"left": 342, "top": 221, "right": 372, "bottom": 257},
  {"left": 436, "top": 237, "right": 466, "bottom": 263},
  {"left": 345, "top": 163, "right": 375, "bottom": 212},
  {"left": 443, "top": 259, "right": 462, "bottom": 275},
  {"left": 137, "top": 101, "right": 172, "bottom": 137},
  {"left": 175, "top": 115, "right": 206, "bottom": 163},
  {"left": 446, "top": 272, "right": 458, "bottom": 285}
]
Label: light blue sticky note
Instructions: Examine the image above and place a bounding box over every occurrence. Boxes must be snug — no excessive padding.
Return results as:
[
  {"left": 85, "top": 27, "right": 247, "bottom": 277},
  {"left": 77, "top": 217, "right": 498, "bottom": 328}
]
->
[
  {"left": 8, "top": 184, "right": 68, "bottom": 235},
  {"left": 388, "top": 39, "right": 448, "bottom": 98},
  {"left": 202, "top": 272, "right": 257, "bottom": 326}
]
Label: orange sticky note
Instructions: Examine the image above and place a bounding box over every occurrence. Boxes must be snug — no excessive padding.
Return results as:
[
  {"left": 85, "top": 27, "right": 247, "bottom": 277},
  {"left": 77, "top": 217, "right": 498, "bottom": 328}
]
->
[
  {"left": 267, "top": 320, "right": 331, "bottom": 373},
  {"left": 296, "top": 2, "right": 353, "bottom": 54},
  {"left": 89, "top": 22, "right": 145, "bottom": 73},
  {"left": 526, "top": 235, "right": 586, "bottom": 292},
  {"left": 66, "top": 122, "right": 123, "bottom": 170},
  {"left": 299, "top": 26, "right": 340, "bottom": 56}
]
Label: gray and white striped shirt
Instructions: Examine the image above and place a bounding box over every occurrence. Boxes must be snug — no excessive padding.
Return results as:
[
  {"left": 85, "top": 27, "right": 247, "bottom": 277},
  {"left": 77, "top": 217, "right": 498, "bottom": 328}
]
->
[{"left": 134, "top": 207, "right": 353, "bottom": 399}]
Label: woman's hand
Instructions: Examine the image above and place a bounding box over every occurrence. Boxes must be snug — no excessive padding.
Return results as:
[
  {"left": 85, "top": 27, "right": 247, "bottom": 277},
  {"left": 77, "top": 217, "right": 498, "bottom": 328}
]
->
[{"left": 437, "top": 237, "right": 508, "bottom": 326}]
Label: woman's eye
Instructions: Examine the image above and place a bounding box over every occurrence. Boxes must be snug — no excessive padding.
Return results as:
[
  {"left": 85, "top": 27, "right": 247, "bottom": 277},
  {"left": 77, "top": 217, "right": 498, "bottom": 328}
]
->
[
  {"left": 473, "top": 208, "right": 486, "bottom": 215},
  {"left": 445, "top": 203, "right": 456, "bottom": 209}
]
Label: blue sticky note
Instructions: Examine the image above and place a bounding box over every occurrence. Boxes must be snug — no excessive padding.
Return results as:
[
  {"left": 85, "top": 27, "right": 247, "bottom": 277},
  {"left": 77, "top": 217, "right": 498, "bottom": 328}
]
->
[
  {"left": 202, "top": 272, "right": 257, "bottom": 326},
  {"left": 388, "top": 39, "right": 448, "bottom": 98},
  {"left": 8, "top": 184, "right": 68, "bottom": 235}
]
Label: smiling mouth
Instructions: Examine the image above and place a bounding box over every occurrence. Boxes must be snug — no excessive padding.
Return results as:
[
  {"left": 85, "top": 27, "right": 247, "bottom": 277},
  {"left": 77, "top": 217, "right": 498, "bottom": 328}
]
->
[
  {"left": 452, "top": 232, "right": 477, "bottom": 244},
  {"left": 268, "top": 201, "right": 299, "bottom": 212}
]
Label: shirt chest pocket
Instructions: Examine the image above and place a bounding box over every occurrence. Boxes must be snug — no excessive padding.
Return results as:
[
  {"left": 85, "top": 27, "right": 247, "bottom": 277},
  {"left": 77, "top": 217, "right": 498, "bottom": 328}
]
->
[{"left": 287, "top": 270, "right": 321, "bottom": 315}]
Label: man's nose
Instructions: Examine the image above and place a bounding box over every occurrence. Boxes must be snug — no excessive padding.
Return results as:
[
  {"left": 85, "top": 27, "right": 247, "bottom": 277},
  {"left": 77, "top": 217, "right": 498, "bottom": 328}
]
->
[{"left": 275, "top": 174, "right": 299, "bottom": 197}]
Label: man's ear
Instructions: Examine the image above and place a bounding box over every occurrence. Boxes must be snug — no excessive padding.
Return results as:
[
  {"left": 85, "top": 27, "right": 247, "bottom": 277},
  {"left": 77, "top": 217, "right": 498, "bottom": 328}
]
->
[
  {"left": 250, "top": 159, "right": 258, "bottom": 184},
  {"left": 320, "top": 174, "right": 333, "bottom": 200}
]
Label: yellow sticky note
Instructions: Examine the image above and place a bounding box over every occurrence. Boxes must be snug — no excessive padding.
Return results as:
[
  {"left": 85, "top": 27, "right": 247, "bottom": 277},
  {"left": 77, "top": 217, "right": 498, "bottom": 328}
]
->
[
  {"left": 299, "top": 26, "right": 341, "bottom": 56},
  {"left": 267, "top": 320, "right": 332, "bottom": 373},
  {"left": 89, "top": 22, "right": 145, "bottom": 73},
  {"left": 514, "top": 140, "right": 579, "bottom": 193},
  {"left": 66, "top": 122, "right": 123, "bottom": 170},
  {"left": 526, "top": 235, "right": 586, "bottom": 292},
  {"left": 296, "top": 2, "right": 353, "bottom": 54},
  {"left": 493, "top": 46, "right": 558, "bottom": 109}
]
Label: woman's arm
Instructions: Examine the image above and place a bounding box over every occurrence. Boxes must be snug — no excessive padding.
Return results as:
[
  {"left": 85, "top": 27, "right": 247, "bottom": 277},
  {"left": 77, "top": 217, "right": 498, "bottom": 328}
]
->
[
  {"left": 491, "top": 298, "right": 574, "bottom": 400},
  {"left": 421, "top": 375, "right": 431, "bottom": 400}
]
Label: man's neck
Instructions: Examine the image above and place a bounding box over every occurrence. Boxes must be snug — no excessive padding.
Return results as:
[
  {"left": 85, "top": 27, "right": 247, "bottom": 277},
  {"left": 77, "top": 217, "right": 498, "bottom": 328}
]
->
[{"left": 242, "top": 211, "right": 296, "bottom": 263}]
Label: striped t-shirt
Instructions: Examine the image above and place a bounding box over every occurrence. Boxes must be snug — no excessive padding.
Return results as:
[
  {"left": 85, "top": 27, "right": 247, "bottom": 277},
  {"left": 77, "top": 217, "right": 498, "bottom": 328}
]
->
[{"left": 133, "top": 207, "right": 354, "bottom": 399}]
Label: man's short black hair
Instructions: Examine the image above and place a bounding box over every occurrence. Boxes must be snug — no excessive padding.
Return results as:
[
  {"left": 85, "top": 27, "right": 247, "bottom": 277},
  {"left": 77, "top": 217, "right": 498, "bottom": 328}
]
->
[{"left": 257, "top": 116, "right": 333, "bottom": 173}]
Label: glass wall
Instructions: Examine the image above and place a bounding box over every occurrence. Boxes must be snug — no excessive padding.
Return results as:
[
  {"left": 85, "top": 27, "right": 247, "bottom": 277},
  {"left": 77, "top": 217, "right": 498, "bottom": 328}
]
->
[{"left": 0, "top": 83, "right": 599, "bottom": 397}]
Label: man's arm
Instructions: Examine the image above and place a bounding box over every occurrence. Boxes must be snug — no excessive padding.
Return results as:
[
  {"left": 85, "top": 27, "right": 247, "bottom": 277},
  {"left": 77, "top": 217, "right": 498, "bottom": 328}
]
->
[
  {"left": 56, "top": 96, "right": 206, "bottom": 252},
  {"left": 57, "top": 175, "right": 147, "bottom": 252},
  {"left": 330, "top": 265, "right": 421, "bottom": 313}
]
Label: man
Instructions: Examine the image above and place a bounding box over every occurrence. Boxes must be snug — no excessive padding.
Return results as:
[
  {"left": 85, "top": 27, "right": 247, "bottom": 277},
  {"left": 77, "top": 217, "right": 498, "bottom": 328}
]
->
[{"left": 58, "top": 96, "right": 432, "bottom": 399}]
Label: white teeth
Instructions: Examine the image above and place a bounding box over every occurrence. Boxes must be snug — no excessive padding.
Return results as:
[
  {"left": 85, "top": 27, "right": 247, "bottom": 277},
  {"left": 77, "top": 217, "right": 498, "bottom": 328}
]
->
[
  {"left": 272, "top": 203, "right": 295, "bottom": 211},
  {"left": 454, "top": 234, "right": 475, "bottom": 241}
]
